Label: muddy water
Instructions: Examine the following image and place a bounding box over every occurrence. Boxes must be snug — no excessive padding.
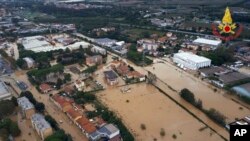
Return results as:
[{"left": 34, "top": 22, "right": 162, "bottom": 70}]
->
[
  {"left": 98, "top": 83, "right": 224, "bottom": 141},
  {"left": 145, "top": 62, "right": 250, "bottom": 122}
]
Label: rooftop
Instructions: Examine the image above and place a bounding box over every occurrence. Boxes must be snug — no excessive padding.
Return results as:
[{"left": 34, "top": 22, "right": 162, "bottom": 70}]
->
[
  {"left": 31, "top": 114, "right": 52, "bottom": 132},
  {"left": 219, "top": 72, "right": 250, "bottom": 84},
  {"left": 66, "top": 108, "right": 82, "bottom": 120},
  {"left": 99, "top": 124, "right": 119, "bottom": 136},
  {"left": 199, "top": 66, "right": 229, "bottom": 76},
  {"left": 174, "top": 52, "right": 211, "bottom": 63},
  {"left": 39, "top": 83, "right": 52, "bottom": 91},
  {"left": 104, "top": 70, "right": 118, "bottom": 80},
  {"left": 17, "top": 97, "right": 34, "bottom": 110},
  {"left": 193, "top": 38, "right": 222, "bottom": 46},
  {"left": 0, "top": 81, "right": 11, "bottom": 100}
]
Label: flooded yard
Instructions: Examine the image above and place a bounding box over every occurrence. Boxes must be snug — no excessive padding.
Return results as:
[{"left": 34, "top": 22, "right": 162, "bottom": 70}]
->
[
  {"left": 97, "top": 83, "right": 225, "bottom": 141},
  {"left": 145, "top": 61, "right": 250, "bottom": 122}
]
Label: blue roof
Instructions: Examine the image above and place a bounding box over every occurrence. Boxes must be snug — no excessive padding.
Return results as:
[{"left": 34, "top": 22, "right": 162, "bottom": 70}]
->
[{"left": 232, "top": 83, "right": 250, "bottom": 98}]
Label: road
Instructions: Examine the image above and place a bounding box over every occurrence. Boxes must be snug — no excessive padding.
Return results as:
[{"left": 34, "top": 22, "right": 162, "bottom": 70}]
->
[{"left": 2, "top": 71, "right": 88, "bottom": 141}]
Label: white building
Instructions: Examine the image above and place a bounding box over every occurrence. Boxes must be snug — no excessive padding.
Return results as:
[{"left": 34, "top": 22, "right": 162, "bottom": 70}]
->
[
  {"left": 74, "top": 80, "right": 85, "bottom": 91},
  {"left": 94, "top": 38, "right": 116, "bottom": 47},
  {"left": 31, "top": 114, "right": 53, "bottom": 140},
  {"left": 142, "top": 43, "right": 159, "bottom": 51},
  {"left": 90, "top": 46, "right": 107, "bottom": 55},
  {"left": 0, "top": 81, "right": 12, "bottom": 101},
  {"left": 19, "top": 35, "right": 90, "bottom": 53},
  {"left": 23, "top": 57, "right": 35, "bottom": 68},
  {"left": 173, "top": 52, "right": 211, "bottom": 70},
  {"left": 193, "top": 38, "right": 222, "bottom": 49}
]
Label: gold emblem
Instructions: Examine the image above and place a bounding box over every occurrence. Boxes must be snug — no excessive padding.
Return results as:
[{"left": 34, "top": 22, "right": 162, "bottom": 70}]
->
[{"left": 218, "top": 7, "right": 236, "bottom": 34}]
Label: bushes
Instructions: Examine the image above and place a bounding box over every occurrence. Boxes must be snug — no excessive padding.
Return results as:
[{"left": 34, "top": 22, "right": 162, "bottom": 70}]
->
[
  {"left": 180, "top": 88, "right": 203, "bottom": 109},
  {"left": 0, "top": 99, "right": 16, "bottom": 119},
  {"left": 205, "top": 108, "right": 226, "bottom": 126},
  {"left": 73, "top": 92, "right": 96, "bottom": 104},
  {"left": 20, "top": 91, "right": 45, "bottom": 113},
  {"left": 180, "top": 88, "right": 226, "bottom": 127},
  {"left": 45, "top": 115, "right": 59, "bottom": 130},
  {"left": 45, "top": 130, "right": 72, "bottom": 141},
  {"left": 0, "top": 118, "right": 21, "bottom": 140}
]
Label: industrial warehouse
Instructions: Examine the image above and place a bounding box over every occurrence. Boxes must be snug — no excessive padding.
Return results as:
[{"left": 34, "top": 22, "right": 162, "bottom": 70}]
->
[
  {"left": 173, "top": 52, "right": 211, "bottom": 70},
  {"left": 18, "top": 34, "right": 90, "bottom": 52}
]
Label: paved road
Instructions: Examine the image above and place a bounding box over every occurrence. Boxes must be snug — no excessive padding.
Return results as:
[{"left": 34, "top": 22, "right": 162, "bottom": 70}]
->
[{"left": 2, "top": 72, "right": 88, "bottom": 141}]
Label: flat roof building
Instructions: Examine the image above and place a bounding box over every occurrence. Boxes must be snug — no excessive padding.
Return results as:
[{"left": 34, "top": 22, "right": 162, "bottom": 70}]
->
[
  {"left": 173, "top": 52, "right": 211, "bottom": 70},
  {"left": 0, "top": 81, "right": 12, "bottom": 101},
  {"left": 193, "top": 38, "right": 222, "bottom": 47},
  {"left": 17, "top": 97, "right": 35, "bottom": 119},
  {"left": 31, "top": 114, "right": 53, "bottom": 140}
]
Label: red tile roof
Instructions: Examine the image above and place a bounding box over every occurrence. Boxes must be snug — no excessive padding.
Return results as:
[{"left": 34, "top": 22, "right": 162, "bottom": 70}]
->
[
  {"left": 39, "top": 83, "right": 52, "bottom": 92},
  {"left": 127, "top": 71, "right": 144, "bottom": 78},
  {"left": 116, "top": 63, "right": 129, "bottom": 75},
  {"left": 83, "top": 123, "right": 96, "bottom": 134},
  {"left": 76, "top": 116, "right": 89, "bottom": 126},
  {"left": 66, "top": 108, "right": 82, "bottom": 120},
  {"left": 76, "top": 116, "right": 97, "bottom": 134},
  {"left": 52, "top": 95, "right": 74, "bottom": 108}
]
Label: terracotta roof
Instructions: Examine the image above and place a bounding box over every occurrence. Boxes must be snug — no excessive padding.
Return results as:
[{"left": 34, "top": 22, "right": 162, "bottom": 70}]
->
[
  {"left": 64, "top": 86, "right": 74, "bottom": 94},
  {"left": 116, "top": 63, "right": 129, "bottom": 75},
  {"left": 52, "top": 95, "right": 74, "bottom": 108},
  {"left": 66, "top": 108, "right": 82, "bottom": 120},
  {"left": 127, "top": 71, "right": 144, "bottom": 78},
  {"left": 39, "top": 83, "right": 52, "bottom": 92},
  {"left": 76, "top": 116, "right": 89, "bottom": 127},
  {"left": 158, "top": 36, "right": 168, "bottom": 43},
  {"left": 83, "top": 123, "right": 97, "bottom": 134}
]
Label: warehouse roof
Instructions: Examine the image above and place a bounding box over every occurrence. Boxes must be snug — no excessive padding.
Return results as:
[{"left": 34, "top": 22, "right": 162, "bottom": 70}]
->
[
  {"left": 193, "top": 38, "right": 222, "bottom": 46},
  {"left": 174, "top": 52, "right": 211, "bottom": 63}
]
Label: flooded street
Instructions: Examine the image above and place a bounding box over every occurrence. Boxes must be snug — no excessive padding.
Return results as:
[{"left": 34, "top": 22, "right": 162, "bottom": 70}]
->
[{"left": 97, "top": 83, "right": 225, "bottom": 141}]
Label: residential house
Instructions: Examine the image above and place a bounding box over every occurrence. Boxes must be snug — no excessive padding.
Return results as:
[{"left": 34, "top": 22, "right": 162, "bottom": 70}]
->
[
  {"left": 104, "top": 70, "right": 119, "bottom": 85},
  {"left": 86, "top": 55, "right": 103, "bottom": 66},
  {"left": 31, "top": 114, "right": 53, "bottom": 140},
  {"left": 74, "top": 79, "right": 85, "bottom": 91},
  {"left": 66, "top": 108, "right": 82, "bottom": 124},
  {"left": 76, "top": 117, "right": 97, "bottom": 137},
  {"left": 89, "top": 124, "right": 121, "bottom": 141},
  {"left": 126, "top": 71, "right": 145, "bottom": 81},
  {"left": 39, "top": 83, "right": 53, "bottom": 94},
  {"left": 116, "top": 63, "right": 130, "bottom": 76},
  {"left": 51, "top": 95, "right": 73, "bottom": 112},
  {"left": 17, "top": 97, "right": 35, "bottom": 119}
]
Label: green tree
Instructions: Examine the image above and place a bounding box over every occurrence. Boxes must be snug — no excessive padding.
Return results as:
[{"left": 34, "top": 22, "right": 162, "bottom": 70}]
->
[
  {"left": 9, "top": 122, "right": 21, "bottom": 137},
  {"left": 0, "top": 128, "right": 9, "bottom": 141},
  {"left": 45, "top": 115, "right": 59, "bottom": 130},
  {"left": 56, "top": 78, "right": 63, "bottom": 89},
  {"left": 11, "top": 97, "right": 18, "bottom": 106},
  {"left": 64, "top": 74, "right": 71, "bottom": 82},
  {"left": 35, "top": 102, "right": 45, "bottom": 113},
  {"left": 180, "top": 88, "right": 195, "bottom": 105},
  {"left": 16, "top": 58, "right": 26, "bottom": 69},
  {"left": 0, "top": 100, "right": 16, "bottom": 119}
]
